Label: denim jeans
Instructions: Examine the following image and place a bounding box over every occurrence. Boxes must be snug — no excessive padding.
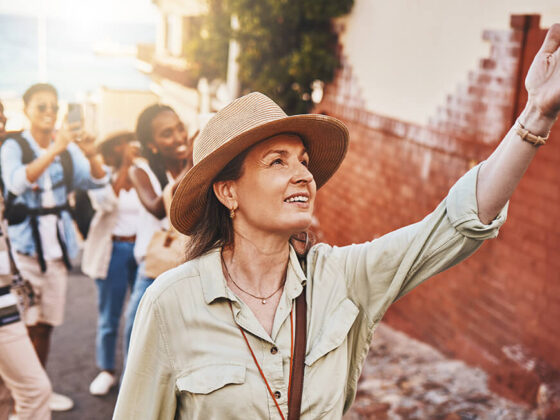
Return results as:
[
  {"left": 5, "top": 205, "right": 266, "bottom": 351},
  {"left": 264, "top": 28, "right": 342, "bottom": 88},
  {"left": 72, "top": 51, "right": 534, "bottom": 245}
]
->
[
  {"left": 123, "top": 261, "right": 154, "bottom": 365},
  {"left": 95, "top": 240, "right": 137, "bottom": 371}
]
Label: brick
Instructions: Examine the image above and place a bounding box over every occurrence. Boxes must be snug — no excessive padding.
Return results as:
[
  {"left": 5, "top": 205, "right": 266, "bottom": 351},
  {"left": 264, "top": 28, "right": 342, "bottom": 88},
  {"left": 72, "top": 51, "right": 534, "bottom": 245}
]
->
[{"left": 313, "top": 14, "right": 558, "bottom": 406}]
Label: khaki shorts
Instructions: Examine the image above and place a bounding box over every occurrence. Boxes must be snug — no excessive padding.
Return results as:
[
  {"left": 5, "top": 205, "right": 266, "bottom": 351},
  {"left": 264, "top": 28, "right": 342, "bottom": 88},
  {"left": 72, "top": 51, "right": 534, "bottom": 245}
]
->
[{"left": 15, "top": 254, "right": 68, "bottom": 327}]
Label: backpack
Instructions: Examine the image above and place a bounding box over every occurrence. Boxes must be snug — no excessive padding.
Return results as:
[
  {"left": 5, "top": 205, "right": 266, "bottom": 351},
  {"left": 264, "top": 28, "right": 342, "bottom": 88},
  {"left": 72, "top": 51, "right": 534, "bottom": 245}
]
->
[
  {"left": 0, "top": 133, "right": 97, "bottom": 271},
  {"left": 0, "top": 133, "right": 96, "bottom": 238},
  {"left": 0, "top": 132, "right": 74, "bottom": 225}
]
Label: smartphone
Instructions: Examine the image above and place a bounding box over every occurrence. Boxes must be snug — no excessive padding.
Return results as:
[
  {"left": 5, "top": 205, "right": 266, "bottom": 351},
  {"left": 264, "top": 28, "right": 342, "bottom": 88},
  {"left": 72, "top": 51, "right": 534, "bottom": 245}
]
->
[{"left": 67, "top": 103, "right": 83, "bottom": 129}]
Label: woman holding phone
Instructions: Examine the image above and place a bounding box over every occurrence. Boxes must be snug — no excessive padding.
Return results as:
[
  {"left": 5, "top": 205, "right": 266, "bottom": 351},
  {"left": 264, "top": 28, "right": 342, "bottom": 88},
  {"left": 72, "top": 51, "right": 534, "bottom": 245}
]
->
[
  {"left": 0, "top": 83, "right": 109, "bottom": 412},
  {"left": 82, "top": 131, "right": 142, "bottom": 396}
]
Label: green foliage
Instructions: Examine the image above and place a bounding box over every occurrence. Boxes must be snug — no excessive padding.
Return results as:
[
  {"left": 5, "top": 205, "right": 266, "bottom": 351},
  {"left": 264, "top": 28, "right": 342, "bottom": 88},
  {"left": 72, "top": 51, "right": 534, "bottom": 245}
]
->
[
  {"left": 185, "top": 0, "right": 231, "bottom": 82},
  {"left": 186, "top": 0, "right": 353, "bottom": 114}
]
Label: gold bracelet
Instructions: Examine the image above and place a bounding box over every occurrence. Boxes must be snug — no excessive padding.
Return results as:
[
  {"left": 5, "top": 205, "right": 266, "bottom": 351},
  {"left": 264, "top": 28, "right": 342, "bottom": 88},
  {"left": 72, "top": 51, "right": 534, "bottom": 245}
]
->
[{"left": 515, "top": 120, "right": 548, "bottom": 147}]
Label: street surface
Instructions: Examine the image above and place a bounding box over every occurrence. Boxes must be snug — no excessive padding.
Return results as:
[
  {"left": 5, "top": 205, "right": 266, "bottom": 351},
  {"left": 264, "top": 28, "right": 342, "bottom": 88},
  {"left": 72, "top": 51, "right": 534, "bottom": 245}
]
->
[{"left": 48, "top": 266, "right": 120, "bottom": 420}]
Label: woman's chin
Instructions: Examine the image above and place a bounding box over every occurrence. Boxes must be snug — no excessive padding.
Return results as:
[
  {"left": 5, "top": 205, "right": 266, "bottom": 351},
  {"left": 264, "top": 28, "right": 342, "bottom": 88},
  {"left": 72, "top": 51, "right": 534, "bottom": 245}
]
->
[{"left": 281, "top": 218, "right": 313, "bottom": 236}]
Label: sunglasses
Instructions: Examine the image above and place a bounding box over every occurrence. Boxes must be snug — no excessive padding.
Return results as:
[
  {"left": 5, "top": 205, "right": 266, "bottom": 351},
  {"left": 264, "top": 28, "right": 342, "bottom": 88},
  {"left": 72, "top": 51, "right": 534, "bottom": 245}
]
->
[{"left": 36, "top": 103, "right": 59, "bottom": 113}]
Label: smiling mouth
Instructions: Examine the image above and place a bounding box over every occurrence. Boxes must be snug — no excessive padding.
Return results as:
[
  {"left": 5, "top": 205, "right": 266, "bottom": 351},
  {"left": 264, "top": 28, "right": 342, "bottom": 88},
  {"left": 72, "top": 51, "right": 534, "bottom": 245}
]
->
[{"left": 284, "top": 195, "right": 309, "bottom": 203}]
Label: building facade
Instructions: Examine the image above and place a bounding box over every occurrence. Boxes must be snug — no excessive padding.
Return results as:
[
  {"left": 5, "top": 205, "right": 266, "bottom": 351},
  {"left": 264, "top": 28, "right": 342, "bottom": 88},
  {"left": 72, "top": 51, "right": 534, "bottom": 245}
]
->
[{"left": 313, "top": 3, "right": 560, "bottom": 409}]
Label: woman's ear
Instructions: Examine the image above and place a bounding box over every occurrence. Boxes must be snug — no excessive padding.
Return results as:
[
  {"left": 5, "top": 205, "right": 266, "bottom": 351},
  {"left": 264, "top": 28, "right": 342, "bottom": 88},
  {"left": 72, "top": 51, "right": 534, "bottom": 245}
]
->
[
  {"left": 147, "top": 141, "right": 158, "bottom": 155},
  {"left": 213, "top": 181, "right": 237, "bottom": 210}
]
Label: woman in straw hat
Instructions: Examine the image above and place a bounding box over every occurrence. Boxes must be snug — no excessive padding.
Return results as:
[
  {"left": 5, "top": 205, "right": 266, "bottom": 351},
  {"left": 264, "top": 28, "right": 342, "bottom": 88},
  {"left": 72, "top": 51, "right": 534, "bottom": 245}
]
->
[{"left": 114, "top": 25, "right": 560, "bottom": 419}]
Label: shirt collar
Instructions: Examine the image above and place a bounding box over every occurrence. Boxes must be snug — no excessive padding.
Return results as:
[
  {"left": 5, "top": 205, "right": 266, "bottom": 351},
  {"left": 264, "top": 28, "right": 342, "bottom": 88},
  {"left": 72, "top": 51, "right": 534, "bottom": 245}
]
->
[{"left": 200, "top": 245, "right": 307, "bottom": 305}]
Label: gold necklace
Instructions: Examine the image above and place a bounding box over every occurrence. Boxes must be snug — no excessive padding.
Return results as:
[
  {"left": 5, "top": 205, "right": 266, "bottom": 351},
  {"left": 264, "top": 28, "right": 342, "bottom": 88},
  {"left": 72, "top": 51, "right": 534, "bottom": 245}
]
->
[{"left": 221, "top": 253, "right": 286, "bottom": 304}]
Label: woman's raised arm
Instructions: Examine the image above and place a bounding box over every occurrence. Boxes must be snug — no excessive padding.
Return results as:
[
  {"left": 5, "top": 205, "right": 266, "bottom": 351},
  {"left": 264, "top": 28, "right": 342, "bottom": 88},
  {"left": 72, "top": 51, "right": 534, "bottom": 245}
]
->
[{"left": 477, "top": 24, "right": 560, "bottom": 224}]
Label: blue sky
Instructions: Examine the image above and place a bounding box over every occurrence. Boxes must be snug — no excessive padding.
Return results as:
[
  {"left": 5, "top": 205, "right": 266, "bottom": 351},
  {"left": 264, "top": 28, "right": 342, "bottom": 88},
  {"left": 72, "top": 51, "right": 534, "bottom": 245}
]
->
[{"left": 0, "top": 0, "right": 158, "bottom": 24}]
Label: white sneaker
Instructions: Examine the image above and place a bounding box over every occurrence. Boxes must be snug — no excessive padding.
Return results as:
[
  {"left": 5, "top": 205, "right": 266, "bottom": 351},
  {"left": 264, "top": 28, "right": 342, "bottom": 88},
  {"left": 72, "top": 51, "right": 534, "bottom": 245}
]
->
[
  {"left": 89, "top": 371, "right": 116, "bottom": 396},
  {"left": 49, "top": 392, "right": 74, "bottom": 411}
]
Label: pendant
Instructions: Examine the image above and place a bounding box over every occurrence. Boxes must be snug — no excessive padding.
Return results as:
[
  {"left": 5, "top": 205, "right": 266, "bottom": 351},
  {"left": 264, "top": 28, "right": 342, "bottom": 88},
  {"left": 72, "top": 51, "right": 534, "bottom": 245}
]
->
[{"left": 261, "top": 299, "right": 267, "bottom": 304}]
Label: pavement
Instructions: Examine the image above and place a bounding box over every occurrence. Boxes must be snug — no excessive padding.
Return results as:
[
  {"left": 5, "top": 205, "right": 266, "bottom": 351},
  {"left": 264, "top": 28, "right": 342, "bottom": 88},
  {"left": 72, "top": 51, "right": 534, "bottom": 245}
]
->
[
  {"left": 48, "top": 267, "right": 120, "bottom": 420},
  {"left": 45, "top": 266, "right": 537, "bottom": 420}
]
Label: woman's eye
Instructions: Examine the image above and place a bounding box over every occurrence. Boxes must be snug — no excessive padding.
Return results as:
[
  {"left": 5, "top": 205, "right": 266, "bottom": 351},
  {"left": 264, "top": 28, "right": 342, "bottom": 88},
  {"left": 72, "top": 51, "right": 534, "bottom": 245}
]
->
[
  {"left": 301, "top": 159, "right": 309, "bottom": 167},
  {"left": 271, "top": 158, "right": 283, "bottom": 166}
]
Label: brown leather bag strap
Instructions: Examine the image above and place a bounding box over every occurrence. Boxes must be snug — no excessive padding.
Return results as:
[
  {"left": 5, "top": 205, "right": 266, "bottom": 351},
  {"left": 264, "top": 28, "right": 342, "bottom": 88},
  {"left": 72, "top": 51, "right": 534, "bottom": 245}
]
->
[{"left": 288, "top": 285, "right": 307, "bottom": 420}]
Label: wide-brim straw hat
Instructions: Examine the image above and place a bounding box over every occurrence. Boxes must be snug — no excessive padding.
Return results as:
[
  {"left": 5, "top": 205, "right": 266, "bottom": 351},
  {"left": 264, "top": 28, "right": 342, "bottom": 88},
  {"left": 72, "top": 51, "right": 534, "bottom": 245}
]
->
[{"left": 170, "top": 92, "right": 349, "bottom": 235}]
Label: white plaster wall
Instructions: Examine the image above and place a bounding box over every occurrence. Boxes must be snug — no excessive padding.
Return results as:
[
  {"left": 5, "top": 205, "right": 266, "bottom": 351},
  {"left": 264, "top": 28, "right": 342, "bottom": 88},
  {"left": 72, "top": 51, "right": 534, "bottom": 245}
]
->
[{"left": 338, "top": 0, "right": 560, "bottom": 125}]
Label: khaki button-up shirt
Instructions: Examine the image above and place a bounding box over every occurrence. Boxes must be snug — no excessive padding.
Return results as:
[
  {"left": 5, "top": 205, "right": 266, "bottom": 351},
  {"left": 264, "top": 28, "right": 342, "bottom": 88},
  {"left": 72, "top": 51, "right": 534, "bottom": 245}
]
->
[{"left": 114, "top": 164, "right": 507, "bottom": 419}]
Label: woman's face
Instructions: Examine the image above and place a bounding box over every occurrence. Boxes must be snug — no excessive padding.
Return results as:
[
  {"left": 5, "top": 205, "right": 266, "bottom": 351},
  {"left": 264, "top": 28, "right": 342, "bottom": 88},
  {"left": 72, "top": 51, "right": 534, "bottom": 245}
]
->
[
  {"left": 103, "top": 137, "right": 128, "bottom": 168},
  {"left": 229, "top": 134, "right": 316, "bottom": 237},
  {"left": 24, "top": 91, "right": 58, "bottom": 133},
  {"left": 149, "top": 110, "right": 191, "bottom": 162}
]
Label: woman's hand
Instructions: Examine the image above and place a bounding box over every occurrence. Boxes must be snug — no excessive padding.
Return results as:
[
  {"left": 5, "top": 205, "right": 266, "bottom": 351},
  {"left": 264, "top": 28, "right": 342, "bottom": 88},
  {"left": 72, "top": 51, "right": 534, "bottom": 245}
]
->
[
  {"left": 75, "top": 132, "right": 97, "bottom": 158},
  {"left": 122, "top": 141, "right": 141, "bottom": 168},
  {"left": 476, "top": 24, "right": 560, "bottom": 224},
  {"left": 523, "top": 24, "right": 560, "bottom": 132},
  {"left": 51, "top": 121, "right": 80, "bottom": 155}
]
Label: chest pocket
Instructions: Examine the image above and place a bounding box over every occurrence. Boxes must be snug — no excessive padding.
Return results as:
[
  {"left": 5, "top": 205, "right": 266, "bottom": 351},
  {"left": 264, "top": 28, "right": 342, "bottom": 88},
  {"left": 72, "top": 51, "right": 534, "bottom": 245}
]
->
[
  {"left": 176, "top": 363, "right": 246, "bottom": 394},
  {"left": 176, "top": 363, "right": 253, "bottom": 418},
  {"left": 305, "top": 298, "right": 359, "bottom": 367}
]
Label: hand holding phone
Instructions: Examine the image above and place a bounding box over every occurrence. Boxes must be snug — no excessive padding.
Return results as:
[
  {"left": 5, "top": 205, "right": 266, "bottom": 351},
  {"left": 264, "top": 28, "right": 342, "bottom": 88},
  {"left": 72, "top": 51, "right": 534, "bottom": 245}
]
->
[{"left": 67, "top": 103, "right": 83, "bottom": 133}]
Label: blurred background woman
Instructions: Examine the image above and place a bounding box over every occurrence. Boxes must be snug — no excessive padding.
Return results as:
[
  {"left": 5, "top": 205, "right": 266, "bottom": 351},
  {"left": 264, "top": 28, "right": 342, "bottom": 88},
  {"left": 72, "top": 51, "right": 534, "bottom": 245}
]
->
[
  {"left": 82, "top": 131, "right": 141, "bottom": 396},
  {"left": 0, "top": 83, "right": 108, "bottom": 412},
  {"left": 122, "top": 104, "right": 195, "bottom": 361}
]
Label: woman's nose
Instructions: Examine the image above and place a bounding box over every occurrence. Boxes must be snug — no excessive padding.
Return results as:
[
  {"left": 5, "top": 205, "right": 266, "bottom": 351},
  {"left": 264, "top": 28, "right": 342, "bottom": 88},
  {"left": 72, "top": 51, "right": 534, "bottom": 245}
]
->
[
  {"left": 292, "top": 162, "right": 314, "bottom": 184},
  {"left": 173, "top": 131, "right": 184, "bottom": 144}
]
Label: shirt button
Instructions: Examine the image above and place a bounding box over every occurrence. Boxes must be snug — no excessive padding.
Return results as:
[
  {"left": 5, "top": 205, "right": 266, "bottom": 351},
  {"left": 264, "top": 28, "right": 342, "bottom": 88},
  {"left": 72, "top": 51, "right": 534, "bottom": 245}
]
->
[
  {"left": 270, "top": 346, "right": 278, "bottom": 354},
  {"left": 274, "top": 391, "right": 281, "bottom": 399}
]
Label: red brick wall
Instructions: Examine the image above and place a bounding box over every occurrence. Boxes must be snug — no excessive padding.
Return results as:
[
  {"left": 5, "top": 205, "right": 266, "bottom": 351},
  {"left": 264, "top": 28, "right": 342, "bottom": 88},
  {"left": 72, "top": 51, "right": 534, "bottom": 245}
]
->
[{"left": 313, "top": 15, "right": 560, "bottom": 405}]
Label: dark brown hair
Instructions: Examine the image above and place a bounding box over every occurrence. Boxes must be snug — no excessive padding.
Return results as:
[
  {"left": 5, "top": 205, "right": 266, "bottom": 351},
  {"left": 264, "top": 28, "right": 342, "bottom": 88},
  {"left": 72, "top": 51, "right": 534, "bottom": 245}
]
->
[
  {"left": 98, "top": 132, "right": 135, "bottom": 164},
  {"left": 184, "top": 149, "right": 249, "bottom": 261},
  {"left": 23, "top": 83, "right": 58, "bottom": 106},
  {"left": 184, "top": 137, "right": 314, "bottom": 262},
  {"left": 135, "top": 103, "right": 176, "bottom": 190}
]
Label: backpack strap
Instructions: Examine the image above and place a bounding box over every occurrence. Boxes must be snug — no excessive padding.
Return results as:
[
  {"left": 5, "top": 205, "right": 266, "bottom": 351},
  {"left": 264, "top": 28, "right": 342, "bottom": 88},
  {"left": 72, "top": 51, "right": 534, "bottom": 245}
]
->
[
  {"left": 57, "top": 149, "right": 74, "bottom": 192},
  {"left": 4, "top": 133, "right": 74, "bottom": 193},
  {"left": 9, "top": 132, "right": 35, "bottom": 164},
  {"left": 0, "top": 133, "right": 35, "bottom": 213},
  {"left": 0, "top": 133, "right": 74, "bottom": 272}
]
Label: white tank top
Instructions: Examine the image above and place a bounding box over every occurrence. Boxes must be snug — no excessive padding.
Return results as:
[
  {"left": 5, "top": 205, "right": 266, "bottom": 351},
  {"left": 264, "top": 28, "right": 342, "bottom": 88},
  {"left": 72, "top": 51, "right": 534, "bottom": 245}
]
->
[
  {"left": 112, "top": 188, "right": 142, "bottom": 237},
  {"left": 132, "top": 159, "right": 170, "bottom": 263}
]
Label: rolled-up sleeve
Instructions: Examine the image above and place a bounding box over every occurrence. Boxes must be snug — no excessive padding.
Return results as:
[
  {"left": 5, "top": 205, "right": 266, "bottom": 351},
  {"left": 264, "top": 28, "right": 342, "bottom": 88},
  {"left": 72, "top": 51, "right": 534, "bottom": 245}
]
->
[
  {"left": 446, "top": 162, "right": 507, "bottom": 239},
  {"left": 318, "top": 163, "right": 507, "bottom": 324},
  {"left": 113, "top": 290, "right": 177, "bottom": 419},
  {"left": 88, "top": 183, "right": 118, "bottom": 213},
  {"left": 1, "top": 139, "right": 33, "bottom": 196}
]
